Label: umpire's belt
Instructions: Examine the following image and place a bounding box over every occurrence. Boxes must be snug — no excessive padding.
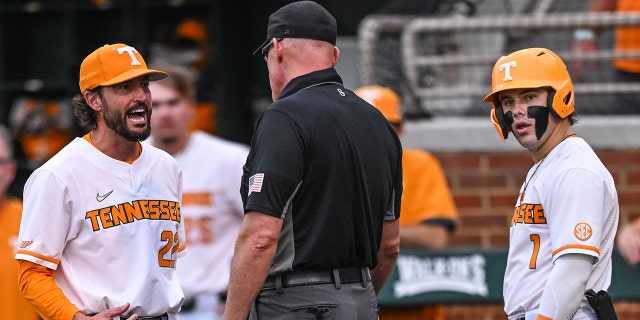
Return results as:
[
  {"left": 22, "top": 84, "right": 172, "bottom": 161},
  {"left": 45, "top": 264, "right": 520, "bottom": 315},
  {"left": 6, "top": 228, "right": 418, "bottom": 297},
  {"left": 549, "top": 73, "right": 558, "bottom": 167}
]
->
[
  {"left": 262, "top": 267, "right": 370, "bottom": 291},
  {"left": 131, "top": 313, "right": 168, "bottom": 320}
]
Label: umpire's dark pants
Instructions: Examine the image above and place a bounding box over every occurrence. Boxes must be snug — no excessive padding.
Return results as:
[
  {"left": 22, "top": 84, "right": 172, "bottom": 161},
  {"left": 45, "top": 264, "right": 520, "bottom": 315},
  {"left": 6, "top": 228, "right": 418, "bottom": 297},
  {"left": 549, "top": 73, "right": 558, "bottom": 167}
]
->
[{"left": 249, "top": 276, "right": 379, "bottom": 319}]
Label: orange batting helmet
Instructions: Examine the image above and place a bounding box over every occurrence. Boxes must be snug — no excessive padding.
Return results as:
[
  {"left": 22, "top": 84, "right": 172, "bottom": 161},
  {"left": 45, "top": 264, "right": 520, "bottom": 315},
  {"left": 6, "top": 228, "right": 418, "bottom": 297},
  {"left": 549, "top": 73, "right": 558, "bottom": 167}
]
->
[
  {"left": 354, "top": 85, "right": 402, "bottom": 124},
  {"left": 484, "top": 48, "right": 574, "bottom": 140}
]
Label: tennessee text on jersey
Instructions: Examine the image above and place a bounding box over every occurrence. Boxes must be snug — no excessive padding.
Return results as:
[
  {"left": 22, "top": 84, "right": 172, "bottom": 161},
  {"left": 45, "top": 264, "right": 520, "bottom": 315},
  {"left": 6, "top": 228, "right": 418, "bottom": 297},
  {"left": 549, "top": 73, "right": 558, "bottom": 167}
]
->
[
  {"left": 511, "top": 203, "right": 546, "bottom": 226},
  {"left": 85, "top": 200, "right": 181, "bottom": 231}
]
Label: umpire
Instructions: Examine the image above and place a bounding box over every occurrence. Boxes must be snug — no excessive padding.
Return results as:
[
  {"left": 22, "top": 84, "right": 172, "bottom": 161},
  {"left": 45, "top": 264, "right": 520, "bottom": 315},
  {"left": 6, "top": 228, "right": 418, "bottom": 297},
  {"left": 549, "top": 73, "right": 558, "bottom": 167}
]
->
[{"left": 222, "top": 1, "right": 403, "bottom": 319}]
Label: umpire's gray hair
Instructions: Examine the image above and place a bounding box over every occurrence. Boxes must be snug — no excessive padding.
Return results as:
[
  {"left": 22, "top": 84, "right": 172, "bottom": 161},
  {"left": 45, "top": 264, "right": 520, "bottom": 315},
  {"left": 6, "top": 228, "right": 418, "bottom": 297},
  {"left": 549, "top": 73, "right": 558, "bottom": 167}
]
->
[{"left": 0, "top": 124, "right": 14, "bottom": 159}]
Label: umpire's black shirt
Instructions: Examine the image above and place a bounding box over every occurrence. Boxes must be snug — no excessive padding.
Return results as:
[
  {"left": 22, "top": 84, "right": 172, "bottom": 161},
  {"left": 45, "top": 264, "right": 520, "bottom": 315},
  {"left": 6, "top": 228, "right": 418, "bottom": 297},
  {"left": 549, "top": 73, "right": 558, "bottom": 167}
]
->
[{"left": 241, "top": 68, "right": 402, "bottom": 275}]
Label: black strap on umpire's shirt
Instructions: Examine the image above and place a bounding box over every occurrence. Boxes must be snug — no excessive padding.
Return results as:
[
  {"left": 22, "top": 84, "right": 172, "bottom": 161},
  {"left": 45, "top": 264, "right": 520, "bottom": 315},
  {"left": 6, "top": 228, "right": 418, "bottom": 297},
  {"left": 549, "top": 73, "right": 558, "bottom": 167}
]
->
[
  {"left": 276, "top": 274, "right": 284, "bottom": 294},
  {"left": 360, "top": 268, "right": 370, "bottom": 288},
  {"left": 332, "top": 269, "right": 341, "bottom": 289}
]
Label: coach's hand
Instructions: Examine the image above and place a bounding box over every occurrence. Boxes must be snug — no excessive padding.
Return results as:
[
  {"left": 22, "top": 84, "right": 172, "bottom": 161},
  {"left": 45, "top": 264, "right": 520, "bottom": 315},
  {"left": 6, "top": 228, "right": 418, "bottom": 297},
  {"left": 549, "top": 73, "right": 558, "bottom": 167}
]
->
[{"left": 72, "top": 302, "right": 135, "bottom": 320}]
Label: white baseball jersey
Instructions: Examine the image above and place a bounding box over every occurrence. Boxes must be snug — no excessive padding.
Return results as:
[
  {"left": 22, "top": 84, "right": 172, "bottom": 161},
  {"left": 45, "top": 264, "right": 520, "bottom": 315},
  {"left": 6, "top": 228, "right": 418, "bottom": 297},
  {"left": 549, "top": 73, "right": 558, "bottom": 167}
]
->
[
  {"left": 503, "top": 137, "right": 619, "bottom": 318},
  {"left": 16, "top": 137, "right": 186, "bottom": 317},
  {"left": 147, "top": 131, "right": 248, "bottom": 298}
]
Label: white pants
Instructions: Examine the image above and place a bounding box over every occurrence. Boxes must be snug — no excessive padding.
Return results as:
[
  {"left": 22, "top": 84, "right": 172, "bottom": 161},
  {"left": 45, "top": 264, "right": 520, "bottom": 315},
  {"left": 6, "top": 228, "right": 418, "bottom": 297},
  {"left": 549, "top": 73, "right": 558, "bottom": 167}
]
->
[
  {"left": 509, "top": 306, "right": 596, "bottom": 320},
  {"left": 508, "top": 308, "right": 539, "bottom": 320},
  {"left": 177, "top": 294, "right": 223, "bottom": 320}
]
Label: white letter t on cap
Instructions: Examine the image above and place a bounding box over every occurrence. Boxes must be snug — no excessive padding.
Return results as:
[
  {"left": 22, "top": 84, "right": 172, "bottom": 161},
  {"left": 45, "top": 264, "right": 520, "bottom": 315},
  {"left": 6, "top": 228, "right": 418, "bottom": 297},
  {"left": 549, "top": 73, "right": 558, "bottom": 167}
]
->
[
  {"left": 499, "top": 61, "right": 517, "bottom": 81},
  {"left": 116, "top": 46, "right": 142, "bottom": 66}
]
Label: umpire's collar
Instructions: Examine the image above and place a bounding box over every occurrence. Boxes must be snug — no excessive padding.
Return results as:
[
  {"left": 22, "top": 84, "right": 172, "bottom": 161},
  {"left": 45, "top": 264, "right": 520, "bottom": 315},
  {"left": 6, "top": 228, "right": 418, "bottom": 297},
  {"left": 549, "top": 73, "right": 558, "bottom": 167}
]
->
[{"left": 277, "top": 68, "right": 343, "bottom": 100}]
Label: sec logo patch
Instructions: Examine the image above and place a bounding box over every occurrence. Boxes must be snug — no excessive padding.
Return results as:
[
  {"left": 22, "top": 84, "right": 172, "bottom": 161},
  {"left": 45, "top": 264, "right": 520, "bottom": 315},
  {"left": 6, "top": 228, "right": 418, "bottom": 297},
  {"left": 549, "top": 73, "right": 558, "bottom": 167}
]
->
[{"left": 574, "top": 222, "right": 592, "bottom": 241}]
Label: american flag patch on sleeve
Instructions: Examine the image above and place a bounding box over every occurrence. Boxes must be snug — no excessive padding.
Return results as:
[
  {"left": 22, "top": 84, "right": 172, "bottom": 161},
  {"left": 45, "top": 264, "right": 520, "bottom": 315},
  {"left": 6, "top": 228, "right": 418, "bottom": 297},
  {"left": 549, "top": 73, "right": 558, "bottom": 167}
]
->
[{"left": 248, "top": 173, "right": 264, "bottom": 195}]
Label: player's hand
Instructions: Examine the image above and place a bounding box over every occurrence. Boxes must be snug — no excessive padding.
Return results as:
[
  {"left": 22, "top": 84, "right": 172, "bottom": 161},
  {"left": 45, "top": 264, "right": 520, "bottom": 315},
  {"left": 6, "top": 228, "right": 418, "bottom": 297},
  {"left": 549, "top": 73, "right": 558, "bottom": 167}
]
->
[
  {"left": 72, "top": 302, "right": 136, "bottom": 320},
  {"left": 616, "top": 221, "right": 640, "bottom": 265}
]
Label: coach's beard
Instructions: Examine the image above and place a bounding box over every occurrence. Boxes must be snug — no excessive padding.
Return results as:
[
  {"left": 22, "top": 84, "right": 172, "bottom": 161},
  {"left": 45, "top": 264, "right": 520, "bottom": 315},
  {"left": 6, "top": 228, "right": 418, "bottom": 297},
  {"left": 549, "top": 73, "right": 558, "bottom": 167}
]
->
[{"left": 103, "top": 101, "right": 152, "bottom": 142}]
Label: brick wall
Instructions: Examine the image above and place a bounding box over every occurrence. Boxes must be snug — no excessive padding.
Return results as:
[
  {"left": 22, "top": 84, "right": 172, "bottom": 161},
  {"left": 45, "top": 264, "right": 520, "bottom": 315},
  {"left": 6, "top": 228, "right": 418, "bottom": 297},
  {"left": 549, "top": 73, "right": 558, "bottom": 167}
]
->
[{"left": 431, "top": 149, "right": 640, "bottom": 319}]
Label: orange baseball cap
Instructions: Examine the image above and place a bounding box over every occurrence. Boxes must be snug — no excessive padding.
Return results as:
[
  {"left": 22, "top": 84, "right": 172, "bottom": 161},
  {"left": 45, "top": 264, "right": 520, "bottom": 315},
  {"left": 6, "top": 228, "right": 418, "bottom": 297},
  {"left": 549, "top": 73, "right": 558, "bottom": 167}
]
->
[
  {"left": 79, "top": 43, "right": 168, "bottom": 93},
  {"left": 354, "top": 85, "right": 403, "bottom": 124}
]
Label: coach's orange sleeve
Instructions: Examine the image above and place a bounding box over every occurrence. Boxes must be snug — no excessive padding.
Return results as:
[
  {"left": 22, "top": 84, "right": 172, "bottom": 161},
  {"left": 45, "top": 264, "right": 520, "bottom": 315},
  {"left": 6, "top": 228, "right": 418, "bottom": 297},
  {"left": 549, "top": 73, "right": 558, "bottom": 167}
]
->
[{"left": 18, "top": 260, "right": 79, "bottom": 320}]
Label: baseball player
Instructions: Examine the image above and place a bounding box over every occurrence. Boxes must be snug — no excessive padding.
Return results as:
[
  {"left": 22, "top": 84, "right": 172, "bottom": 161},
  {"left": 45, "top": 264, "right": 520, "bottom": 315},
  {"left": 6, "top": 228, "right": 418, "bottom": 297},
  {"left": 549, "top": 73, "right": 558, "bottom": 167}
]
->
[
  {"left": 146, "top": 64, "right": 249, "bottom": 320},
  {"left": 15, "top": 43, "right": 186, "bottom": 320},
  {"left": 484, "top": 48, "right": 619, "bottom": 320},
  {"left": 0, "top": 125, "right": 41, "bottom": 320}
]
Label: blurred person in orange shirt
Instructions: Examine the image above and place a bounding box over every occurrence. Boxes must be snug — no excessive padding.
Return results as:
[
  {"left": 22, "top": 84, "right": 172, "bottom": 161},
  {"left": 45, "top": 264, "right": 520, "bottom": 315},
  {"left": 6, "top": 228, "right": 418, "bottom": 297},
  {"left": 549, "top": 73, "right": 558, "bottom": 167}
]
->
[
  {"left": 0, "top": 124, "right": 41, "bottom": 320},
  {"left": 355, "top": 85, "right": 459, "bottom": 320},
  {"left": 573, "top": 0, "right": 640, "bottom": 114},
  {"left": 150, "top": 18, "right": 217, "bottom": 134},
  {"left": 9, "top": 96, "right": 73, "bottom": 168}
]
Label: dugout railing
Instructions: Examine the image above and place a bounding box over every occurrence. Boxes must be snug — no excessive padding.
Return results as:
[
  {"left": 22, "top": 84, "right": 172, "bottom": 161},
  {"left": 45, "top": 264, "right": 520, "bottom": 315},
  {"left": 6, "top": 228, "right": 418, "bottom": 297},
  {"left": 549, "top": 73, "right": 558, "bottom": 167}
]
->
[{"left": 358, "top": 12, "right": 640, "bottom": 117}]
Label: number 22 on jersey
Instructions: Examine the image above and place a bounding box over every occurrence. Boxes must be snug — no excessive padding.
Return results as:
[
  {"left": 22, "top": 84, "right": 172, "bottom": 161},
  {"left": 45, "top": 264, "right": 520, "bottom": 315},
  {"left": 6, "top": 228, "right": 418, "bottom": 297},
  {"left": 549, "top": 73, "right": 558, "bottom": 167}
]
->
[{"left": 159, "top": 230, "right": 180, "bottom": 268}]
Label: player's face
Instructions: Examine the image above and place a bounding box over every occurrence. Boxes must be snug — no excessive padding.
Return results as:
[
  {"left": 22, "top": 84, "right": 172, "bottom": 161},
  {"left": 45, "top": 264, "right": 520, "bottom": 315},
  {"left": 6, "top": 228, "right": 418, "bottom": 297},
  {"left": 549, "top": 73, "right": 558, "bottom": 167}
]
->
[
  {"left": 149, "top": 82, "right": 194, "bottom": 144},
  {"left": 100, "top": 77, "right": 152, "bottom": 142},
  {"left": 498, "top": 87, "right": 552, "bottom": 150}
]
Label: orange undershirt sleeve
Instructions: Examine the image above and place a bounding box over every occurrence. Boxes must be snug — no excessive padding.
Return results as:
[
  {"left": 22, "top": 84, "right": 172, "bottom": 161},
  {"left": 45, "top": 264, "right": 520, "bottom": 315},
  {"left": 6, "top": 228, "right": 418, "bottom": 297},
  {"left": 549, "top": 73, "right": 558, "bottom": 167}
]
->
[{"left": 17, "top": 260, "right": 80, "bottom": 320}]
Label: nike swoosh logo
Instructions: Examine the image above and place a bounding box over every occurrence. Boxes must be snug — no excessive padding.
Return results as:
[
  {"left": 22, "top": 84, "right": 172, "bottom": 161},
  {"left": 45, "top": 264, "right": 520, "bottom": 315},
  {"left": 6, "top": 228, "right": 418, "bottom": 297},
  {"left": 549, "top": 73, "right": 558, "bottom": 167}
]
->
[{"left": 96, "top": 190, "right": 114, "bottom": 202}]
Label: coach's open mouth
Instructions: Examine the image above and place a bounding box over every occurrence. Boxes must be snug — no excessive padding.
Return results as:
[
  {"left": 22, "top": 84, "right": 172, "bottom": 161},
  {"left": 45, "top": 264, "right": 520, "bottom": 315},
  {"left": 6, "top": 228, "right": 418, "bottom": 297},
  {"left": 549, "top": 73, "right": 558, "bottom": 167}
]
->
[{"left": 128, "top": 108, "right": 147, "bottom": 123}]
